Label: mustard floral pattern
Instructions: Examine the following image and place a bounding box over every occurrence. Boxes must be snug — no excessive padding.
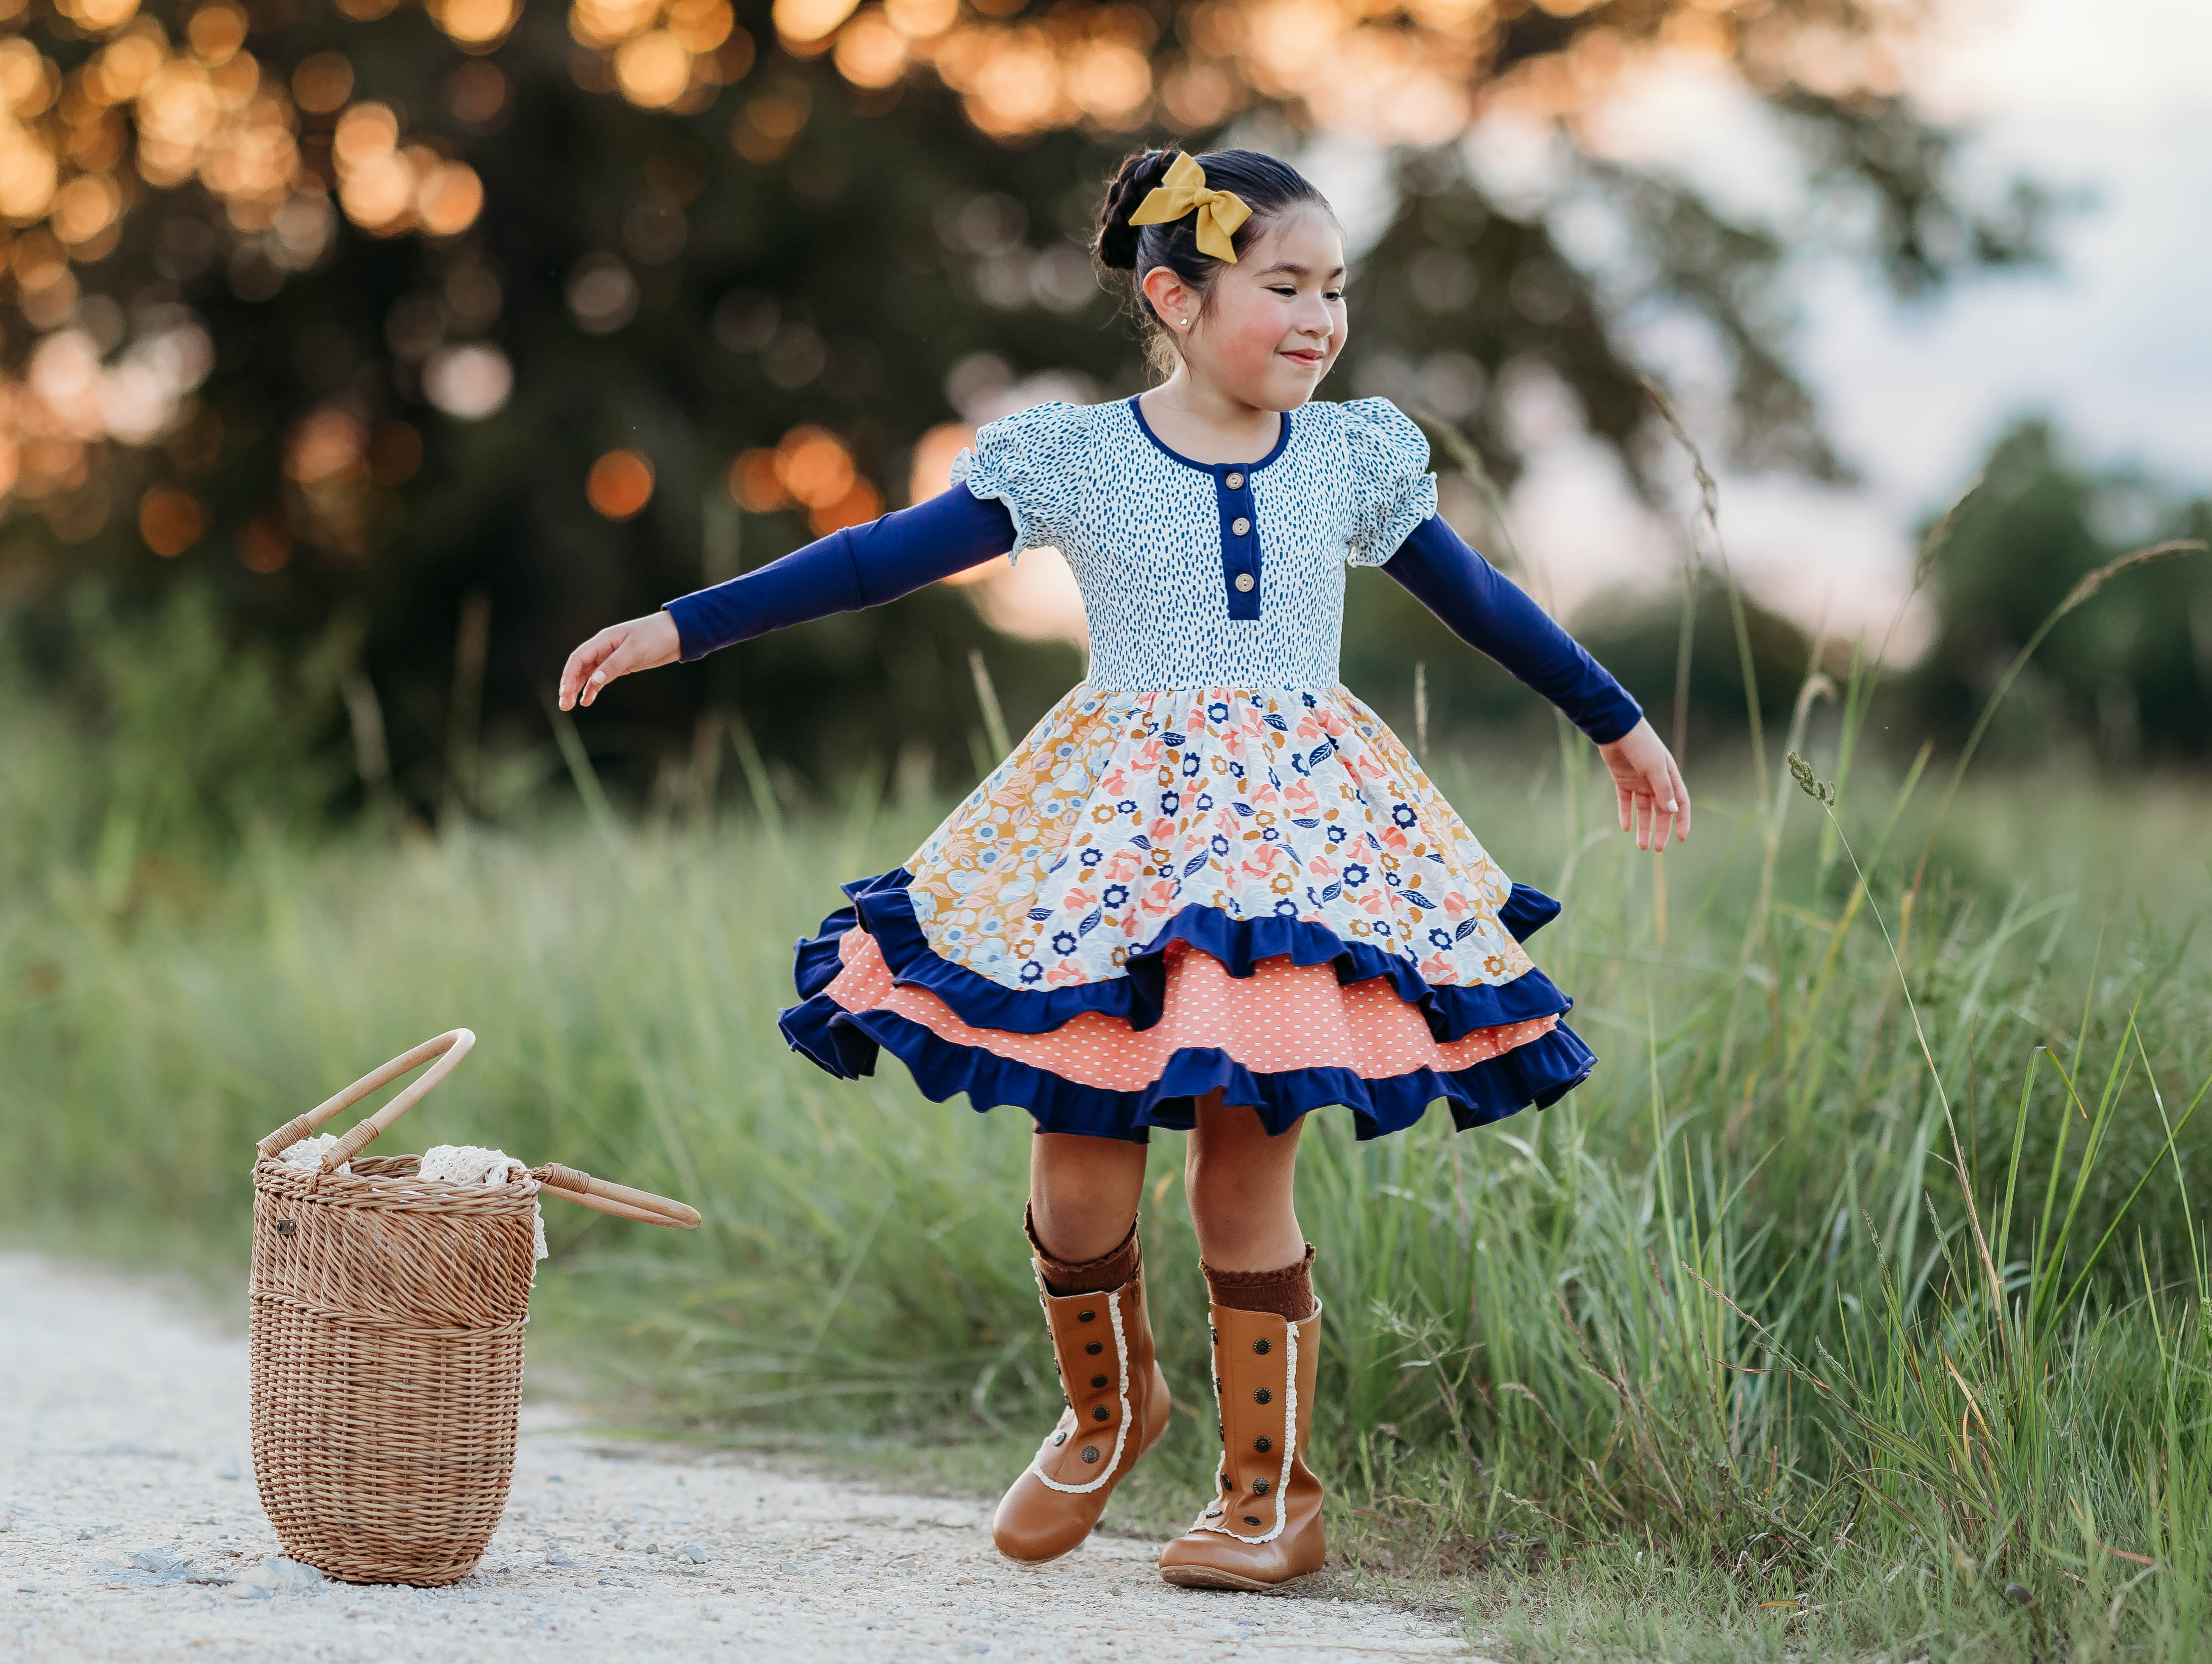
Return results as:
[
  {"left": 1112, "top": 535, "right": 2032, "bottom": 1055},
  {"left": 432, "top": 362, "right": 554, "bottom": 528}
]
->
[{"left": 907, "top": 682, "right": 1538, "bottom": 994}]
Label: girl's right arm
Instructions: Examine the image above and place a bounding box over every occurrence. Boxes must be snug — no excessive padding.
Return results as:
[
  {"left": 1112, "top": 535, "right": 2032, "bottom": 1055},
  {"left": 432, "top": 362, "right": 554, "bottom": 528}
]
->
[{"left": 558, "top": 487, "right": 1016, "bottom": 710}]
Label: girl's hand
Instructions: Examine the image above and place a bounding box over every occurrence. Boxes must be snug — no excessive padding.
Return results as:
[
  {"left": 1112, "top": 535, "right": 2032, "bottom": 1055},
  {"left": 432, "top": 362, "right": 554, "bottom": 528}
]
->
[
  {"left": 1597, "top": 719, "right": 1691, "bottom": 851},
  {"left": 558, "top": 611, "right": 681, "bottom": 710}
]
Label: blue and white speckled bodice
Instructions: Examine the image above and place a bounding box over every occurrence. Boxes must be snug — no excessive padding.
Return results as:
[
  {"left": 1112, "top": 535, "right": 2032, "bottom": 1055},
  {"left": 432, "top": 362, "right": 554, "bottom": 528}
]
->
[{"left": 951, "top": 396, "right": 1437, "bottom": 693}]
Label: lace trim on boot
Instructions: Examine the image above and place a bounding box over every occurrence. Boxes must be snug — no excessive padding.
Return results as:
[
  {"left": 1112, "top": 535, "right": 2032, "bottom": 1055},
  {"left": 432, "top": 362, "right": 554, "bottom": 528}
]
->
[
  {"left": 1028, "top": 1283, "right": 1133, "bottom": 1496},
  {"left": 1198, "top": 1300, "right": 1317, "bottom": 1545}
]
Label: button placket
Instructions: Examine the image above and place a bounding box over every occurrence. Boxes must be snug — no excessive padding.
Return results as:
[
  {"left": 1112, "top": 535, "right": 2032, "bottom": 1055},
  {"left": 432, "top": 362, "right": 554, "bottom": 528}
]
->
[{"left": 1217, "top": 464, "right": 1261, "bottom": 619}]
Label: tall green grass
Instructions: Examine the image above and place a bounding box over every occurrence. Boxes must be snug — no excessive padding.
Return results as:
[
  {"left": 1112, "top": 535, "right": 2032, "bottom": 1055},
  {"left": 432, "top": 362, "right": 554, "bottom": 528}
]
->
[{"left": 4, "top": 718, "right": 2207, "bottom": 1656}]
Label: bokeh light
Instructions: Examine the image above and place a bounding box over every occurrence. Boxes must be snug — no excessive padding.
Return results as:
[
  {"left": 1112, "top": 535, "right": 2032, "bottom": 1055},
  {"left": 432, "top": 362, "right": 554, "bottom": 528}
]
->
[
  {"left": 238, "top": 514, "right": 292, "bottom": 573},
  {"left": 138, "top": 486, "right": 206, "bottom": 557},
  {"left": 291, "top": 52, "right": 354, "bottom": 115},
  {"left": 615, "top": 31, "right": 692, "bottom": 107},
  {"left": 422, "top": 344, "right": 514, "bottom": 420},
  {"left": 727, "top": 448, "right": 784, "bottom": 512},
  {"left": 773, "top": 0, "right": 859, "bottom": 49},
  {"left": 571, "top": 0, "right": 740, "bottom": 107},
  {"left": 587, "top": 449, "right": 656, "bottom": 519},
  {"left": 431, "top": 0, "right": 522, "bottom": 50}
]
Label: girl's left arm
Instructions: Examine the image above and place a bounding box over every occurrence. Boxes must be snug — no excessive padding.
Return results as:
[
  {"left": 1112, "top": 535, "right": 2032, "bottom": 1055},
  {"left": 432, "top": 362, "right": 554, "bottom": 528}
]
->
[
  {"left": 558, "top": 487, "right": 1015, "bottom": 709},
  {"left": 1383, "top": 514, "right": 1691, "bottom": 849}
]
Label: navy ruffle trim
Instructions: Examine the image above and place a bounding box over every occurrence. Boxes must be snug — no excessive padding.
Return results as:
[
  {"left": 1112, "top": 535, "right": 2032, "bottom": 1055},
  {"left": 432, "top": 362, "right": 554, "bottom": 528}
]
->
[
  {"left": 804, "top": 868, "right": 1571, "bottom": 1045},
  {"left": 778, "top": 866, "right": 1596, "bottom": 1140},
  {"left": 775, "top": 999, "right": 1596, "bottom": 1144}
]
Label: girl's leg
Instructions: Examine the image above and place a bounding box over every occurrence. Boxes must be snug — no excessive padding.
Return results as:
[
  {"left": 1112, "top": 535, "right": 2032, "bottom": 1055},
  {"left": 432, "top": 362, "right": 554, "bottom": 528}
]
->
[
  {"left": 1184, "top": 1088, "right": 1304, "bottom": 1272},
  {"left": 1159, "top": 1090, "right": 1327, "bottom": 1590},
  {"left": 995, "top": 1129, "right": 1168, "bottom": 1565},
  {"left": 1028, "top": 1131, "right": 1147, "bottom": 1264}
]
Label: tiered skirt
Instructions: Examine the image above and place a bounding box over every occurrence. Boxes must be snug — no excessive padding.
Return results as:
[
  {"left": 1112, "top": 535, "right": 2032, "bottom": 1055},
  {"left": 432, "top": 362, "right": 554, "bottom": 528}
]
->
[{"left": 779, "top": 684, "right": 1595, "bottom": 1142}]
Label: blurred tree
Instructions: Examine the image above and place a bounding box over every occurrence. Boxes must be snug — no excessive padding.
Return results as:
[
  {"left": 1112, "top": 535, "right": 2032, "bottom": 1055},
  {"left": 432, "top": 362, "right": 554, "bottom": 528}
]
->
[
  {"left": 0, "top": 0, "right": 2048, "bottom": 813},
  {"left": 1907, "top": 420, "right": 2211, "bottom": 763}
]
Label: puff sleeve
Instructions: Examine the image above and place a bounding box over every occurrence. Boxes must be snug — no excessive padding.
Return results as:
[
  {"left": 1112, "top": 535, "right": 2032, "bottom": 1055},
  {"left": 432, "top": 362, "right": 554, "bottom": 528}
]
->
[
  {"left": 948, "top": 400, "right": 1085, "bottom": 565},
  {"left": 1340, "top": 397, "right": 1439, "bottom": 567}
]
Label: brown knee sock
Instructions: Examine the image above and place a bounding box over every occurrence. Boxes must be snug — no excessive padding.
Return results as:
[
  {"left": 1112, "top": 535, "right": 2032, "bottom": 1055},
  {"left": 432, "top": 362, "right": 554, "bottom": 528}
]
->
[
  {"left": 1026, "top": 1205, "right": 1141, "bottom": 1296},
  {"left": 1203, "top": 1244, "right": 1317, "bottom": 1322}
]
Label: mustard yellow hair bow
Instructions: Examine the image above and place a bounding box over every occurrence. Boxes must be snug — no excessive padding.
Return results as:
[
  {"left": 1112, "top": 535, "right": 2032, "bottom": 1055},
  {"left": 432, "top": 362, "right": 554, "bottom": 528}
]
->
[{"left": 1127, "top": 153, "right": 1253, "bottom": 264}]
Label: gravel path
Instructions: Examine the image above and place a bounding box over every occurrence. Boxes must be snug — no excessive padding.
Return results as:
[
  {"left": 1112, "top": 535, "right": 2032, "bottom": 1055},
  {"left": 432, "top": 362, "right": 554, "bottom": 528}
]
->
[{"left": 1, "top": 1255, "right": 1474, "bottom": 1662}]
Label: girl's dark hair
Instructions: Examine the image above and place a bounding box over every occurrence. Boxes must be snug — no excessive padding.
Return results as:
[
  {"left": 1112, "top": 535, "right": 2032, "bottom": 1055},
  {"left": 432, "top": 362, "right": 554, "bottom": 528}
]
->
[{"left": 1095, "top": 148, "right": 1331, "bottom": 371}]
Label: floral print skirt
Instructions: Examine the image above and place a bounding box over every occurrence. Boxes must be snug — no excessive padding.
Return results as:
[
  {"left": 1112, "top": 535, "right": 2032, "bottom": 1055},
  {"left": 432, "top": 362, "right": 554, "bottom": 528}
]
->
[{"left": 779, "top": 683, "right": 1595, "bottom": 1141}]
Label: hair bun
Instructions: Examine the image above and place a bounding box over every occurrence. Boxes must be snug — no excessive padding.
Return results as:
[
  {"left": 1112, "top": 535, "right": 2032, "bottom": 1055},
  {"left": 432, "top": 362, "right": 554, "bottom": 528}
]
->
[{"left": 1096, "top": 149, "right": 1175, "bottom": 270}]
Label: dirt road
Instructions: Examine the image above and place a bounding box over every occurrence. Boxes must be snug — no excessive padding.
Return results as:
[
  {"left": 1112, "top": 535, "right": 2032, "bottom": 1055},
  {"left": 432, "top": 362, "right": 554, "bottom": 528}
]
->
[{"left": 0, "top": 1254, "right": 1472, "bottom": 1662}]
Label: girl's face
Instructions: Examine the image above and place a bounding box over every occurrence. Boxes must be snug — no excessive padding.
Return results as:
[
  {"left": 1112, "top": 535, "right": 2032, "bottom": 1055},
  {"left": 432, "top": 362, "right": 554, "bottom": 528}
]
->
[{"left": 1158, "top": 205, "right": 1347, "bottom": 410}]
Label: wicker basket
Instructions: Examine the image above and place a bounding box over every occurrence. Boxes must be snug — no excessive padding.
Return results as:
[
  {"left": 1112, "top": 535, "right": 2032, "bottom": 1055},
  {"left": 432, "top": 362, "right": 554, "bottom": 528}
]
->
[{"left": 248, "top": 1029, "right": 698, "bottom": 1587}]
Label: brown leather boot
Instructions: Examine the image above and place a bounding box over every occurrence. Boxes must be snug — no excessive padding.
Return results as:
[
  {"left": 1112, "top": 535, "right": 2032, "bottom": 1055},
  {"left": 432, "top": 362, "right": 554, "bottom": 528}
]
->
[
  {"left": 990, "top": 1256, "right": 1172, "bottom": 1563},
  {"left": 1157, "top": 1301, "right": 1325, "bottom": 1590}
]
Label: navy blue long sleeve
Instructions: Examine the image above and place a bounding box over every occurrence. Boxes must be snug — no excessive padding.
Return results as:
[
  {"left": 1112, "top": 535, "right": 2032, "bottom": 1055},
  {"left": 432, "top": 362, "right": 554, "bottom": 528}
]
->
[
  {"left": 663, "top": 486, "right": 1016, "bottom": 661},
  {"left": 1383, "top": 515, "right": 1643, "bottom": 744}
]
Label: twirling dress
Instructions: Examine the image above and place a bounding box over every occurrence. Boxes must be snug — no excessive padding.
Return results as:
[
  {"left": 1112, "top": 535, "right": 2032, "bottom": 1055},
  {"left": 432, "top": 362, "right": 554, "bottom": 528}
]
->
[{"left": 665, "top": 396, "right": 1642, "bottom": 1143}]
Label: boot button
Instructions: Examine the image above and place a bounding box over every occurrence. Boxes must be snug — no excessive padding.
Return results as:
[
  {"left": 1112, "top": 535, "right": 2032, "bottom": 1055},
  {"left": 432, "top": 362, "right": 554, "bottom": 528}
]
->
[
  {"left": 1078, "top": 1310, "right": 1096, "bottom": 1322},
  {"left": 1090, "top": 1374, "right": 1108, "bottom": 1388},
  {"left": 1252, "top": 1478, "right": 1269, "bottom": 1495},
  {"left": 1092, "top": 1405, "right": 1110, "bottom": 1421},
  {"left": 1081, "top": 1446, "right": 1099, "bottom": 1463},
  {"left": 1204, "top": 1508, "right": 1223, "bottom": 1520},
  {"left": 1254, "top": 1436, "right": 1270, "bottom": 1452},
  {"left": 1253, "top": 1338, "right": 1270, "bottom": 1354},
  {"left": 1254, "top": 1388, "right": 1271, "bottom": 1404},
  {"left": 1086, "top": 1341, "right": 1103, "bottom": 1355},
  {"left": 1052, "top": 1430, "right": 1067, "bottom": 1445},
  {"left": 1243, "top": 1516, "right": 1262, "bottom": 1526}
]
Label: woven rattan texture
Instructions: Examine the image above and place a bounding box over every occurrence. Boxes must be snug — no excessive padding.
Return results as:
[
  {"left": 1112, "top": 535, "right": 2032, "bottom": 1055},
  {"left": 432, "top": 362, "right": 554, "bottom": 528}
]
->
[{"left": 249, "top": 1155, "right": 538, "bottom": 1586}]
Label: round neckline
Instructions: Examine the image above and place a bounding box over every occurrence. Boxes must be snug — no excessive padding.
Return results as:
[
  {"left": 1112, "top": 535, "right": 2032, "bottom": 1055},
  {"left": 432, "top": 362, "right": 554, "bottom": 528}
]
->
[{"left": 1127, "top": 395, "right": 1293, "bottom": 476}]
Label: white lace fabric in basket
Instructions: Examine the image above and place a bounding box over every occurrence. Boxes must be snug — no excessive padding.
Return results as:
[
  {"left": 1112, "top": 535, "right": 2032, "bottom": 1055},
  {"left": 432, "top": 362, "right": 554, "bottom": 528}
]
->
[
  {"left": 273, "top": 1137, "right": 548, "bottom": 1263},
  {"left": 419, "top": 1144, "right": 549, "bottom": 1264},
  {"left": 277, "top": 1133, "right": 349, "bottom": 1175}
]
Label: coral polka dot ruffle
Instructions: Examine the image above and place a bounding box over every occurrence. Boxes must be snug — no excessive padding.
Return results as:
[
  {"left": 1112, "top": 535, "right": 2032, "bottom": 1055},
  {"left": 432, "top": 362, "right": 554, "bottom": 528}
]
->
[{"left": 823, "top": 932, "right": 1559, "bottom": 1092}]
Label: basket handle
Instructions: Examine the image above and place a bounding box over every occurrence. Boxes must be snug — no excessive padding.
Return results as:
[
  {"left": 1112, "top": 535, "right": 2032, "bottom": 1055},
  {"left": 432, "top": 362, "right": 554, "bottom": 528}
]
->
[
  {"left": 256, "top": 1030, "right": 477, "bottom": 1174},
  {"left": 531, "top": 1162, "right": 701, "bottom": 1230}
]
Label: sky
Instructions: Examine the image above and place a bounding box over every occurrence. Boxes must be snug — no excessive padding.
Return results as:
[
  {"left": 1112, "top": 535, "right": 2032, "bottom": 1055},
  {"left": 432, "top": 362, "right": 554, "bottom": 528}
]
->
[{"left": 1511, "top": 0, "right": 2212, "bottom": 645}]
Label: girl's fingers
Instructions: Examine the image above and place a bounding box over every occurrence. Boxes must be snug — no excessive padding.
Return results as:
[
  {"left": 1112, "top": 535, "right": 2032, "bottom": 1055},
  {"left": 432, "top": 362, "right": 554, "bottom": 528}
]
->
[
  {"left": 1669, "top": 759, "right": 1693, "bottom": 840},
  {"left": 1617, "top": 779, "right": 1632, "bottom": 833},
  {"left": 564, "top": 631, "right": 625, "bottom": 709},
  {"left": 1654, "top": 765, "right": 1681, "bottom": 845},
  {"left": 558, "top": 642, "right": 600, "bottom": 711},
  {"left": 578, "top": 631, "right": 635, "bottom": 707}
]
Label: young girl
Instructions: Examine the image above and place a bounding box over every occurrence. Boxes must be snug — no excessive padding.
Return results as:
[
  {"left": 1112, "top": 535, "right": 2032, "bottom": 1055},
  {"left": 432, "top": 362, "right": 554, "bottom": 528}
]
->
[{"left": 559, "top": 147, "right": 1689, "bottom": 1592}]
